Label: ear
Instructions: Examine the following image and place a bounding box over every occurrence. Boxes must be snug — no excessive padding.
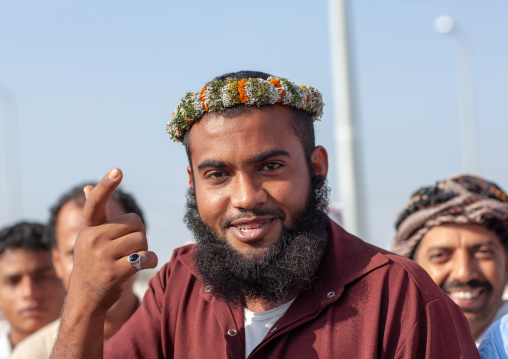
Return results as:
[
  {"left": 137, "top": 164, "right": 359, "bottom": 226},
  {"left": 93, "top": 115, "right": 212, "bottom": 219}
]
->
[
  {"left": 310, "top": 146, "right": 328, "bottom": 179},
  {"left": 187, "top": 166, "right": 194, "bottom": 191},
  {"left": 52, "top": 248, "right": 64, "bottom": 280}
]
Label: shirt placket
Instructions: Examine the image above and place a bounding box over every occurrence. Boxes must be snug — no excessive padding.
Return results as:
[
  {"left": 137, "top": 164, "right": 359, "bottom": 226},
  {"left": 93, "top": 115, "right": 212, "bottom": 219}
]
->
[{"left": 247, "top": 286, "right": 344, "bottom": 358}]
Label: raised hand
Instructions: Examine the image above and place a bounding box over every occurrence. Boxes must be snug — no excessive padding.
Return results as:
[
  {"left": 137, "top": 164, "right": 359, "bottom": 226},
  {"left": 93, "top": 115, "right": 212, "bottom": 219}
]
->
[
  {"left": 69, "top": 168, "right": 158, "bottom": 312},
  {"left": 51, "top": 168, "right": 158, "bottom": 359}
]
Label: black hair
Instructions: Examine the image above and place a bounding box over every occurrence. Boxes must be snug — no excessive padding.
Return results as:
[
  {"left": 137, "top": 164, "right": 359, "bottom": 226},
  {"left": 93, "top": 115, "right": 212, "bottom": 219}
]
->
[
  {"left": 0, "top": 221, "right": 49, "bottom": 256},
  {"left": 45, "top": 183, "right": 146, "bottom": 247},
  {"left": 183, "top": 70, "right": 316, "bottom": 172}
]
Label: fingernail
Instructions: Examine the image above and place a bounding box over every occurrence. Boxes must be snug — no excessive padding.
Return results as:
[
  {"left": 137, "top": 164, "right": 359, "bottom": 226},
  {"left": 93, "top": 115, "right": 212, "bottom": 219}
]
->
[{"left": 109, "top": 168, "right": 119, "bottom": 180}]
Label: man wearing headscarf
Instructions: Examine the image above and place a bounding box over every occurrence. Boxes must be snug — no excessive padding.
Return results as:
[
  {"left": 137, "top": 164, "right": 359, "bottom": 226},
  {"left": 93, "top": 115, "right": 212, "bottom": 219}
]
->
[{"left": 392, "top": 174, "right": 508, "bottom": 346}]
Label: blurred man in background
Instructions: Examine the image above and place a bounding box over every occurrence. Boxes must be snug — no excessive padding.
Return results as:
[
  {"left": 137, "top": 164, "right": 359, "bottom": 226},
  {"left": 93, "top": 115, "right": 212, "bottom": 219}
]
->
[
  {"left": 11, "top": 184, "right": 147, "bottom": 359},
  {"left": 0, "top": 221, "right": 65, "bottom": 358},
  {"left": 392, "top": 174, "right": 508, "bottom": 346}
]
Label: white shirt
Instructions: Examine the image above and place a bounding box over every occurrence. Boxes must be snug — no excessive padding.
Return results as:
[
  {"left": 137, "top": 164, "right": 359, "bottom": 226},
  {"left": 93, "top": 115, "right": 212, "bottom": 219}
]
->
[
  {"left": 244, "top": 299, "right": 295, "bottom": 358},
  {"left": 0, "top": 322, "right": 12, "bottom": 359}
]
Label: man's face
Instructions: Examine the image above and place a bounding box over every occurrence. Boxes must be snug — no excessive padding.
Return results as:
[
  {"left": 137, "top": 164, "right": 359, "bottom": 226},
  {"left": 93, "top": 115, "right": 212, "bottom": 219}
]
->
[
  {"left": 187, "top": 105, "right": 328, "bottom": 259},
  {"left": 52, "top": 199, "right": 127, "bottom": 290},
  {"left": 0, "top": 248, "right": 65, "bottom": 341},
  {"left": 415, "top": 222, "right": 508, "bottom": 338}
]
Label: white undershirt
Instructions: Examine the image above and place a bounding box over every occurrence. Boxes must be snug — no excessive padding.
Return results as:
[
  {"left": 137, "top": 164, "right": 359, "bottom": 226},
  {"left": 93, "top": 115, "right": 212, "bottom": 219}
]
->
[{"left": 243, "top": 299, "right": 295, "bottom": 358}]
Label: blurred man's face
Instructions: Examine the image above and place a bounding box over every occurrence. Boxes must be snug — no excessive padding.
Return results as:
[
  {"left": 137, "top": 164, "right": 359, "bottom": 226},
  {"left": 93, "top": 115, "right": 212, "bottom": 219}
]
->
[
  {"left": 52, "top": 199, "right": 126, "bottom": 290},
  {"left": 0, "top": 248, "right": 65, "bottom": 345},
  {"left": 415, "top": 223, "right": 508, "bottom": 339}
]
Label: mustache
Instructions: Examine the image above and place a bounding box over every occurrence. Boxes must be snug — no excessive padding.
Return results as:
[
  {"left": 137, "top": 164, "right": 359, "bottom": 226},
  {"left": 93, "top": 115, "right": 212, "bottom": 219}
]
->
[
  {"left": 219, "top": 208, "right": 286, "bottom": 232},
  {"left": 441, "top": 279, "right": 492, "bottom": 292}
]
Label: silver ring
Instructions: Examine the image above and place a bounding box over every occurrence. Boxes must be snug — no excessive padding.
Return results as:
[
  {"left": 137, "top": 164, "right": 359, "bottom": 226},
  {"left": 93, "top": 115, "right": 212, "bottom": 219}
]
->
[{"left": 127, "top": 253, "right": 141, "bottom": 271}]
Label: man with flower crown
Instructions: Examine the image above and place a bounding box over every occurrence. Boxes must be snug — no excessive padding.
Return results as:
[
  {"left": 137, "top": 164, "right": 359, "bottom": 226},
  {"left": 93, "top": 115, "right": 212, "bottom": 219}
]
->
[{"left": 50, "top": 71, "right": 479, "bottom": 358}]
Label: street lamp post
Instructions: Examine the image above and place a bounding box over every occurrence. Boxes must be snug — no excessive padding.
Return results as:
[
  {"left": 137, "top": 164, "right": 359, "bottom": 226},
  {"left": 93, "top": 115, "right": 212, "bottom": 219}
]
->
[
  {"left": 434, "top": 15, "right": 480, "bottom": 174},
  {"left": 328, "top": 0, "right": 365, "bottom": 239}
]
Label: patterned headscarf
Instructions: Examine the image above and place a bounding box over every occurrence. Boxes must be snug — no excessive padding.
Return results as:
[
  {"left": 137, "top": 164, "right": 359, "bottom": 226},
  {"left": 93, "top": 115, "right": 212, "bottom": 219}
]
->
[{"left": 392, "top": 174, "right": 508, "bottom": 258}]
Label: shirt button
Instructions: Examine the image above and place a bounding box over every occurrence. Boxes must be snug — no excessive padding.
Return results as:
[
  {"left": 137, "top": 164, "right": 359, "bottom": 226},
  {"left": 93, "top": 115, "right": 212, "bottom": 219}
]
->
[
  {"left": 327, "top": 291, "right": 336, "bottom": 298},
  {"left": 204, "top": 285, "right": 212, "bottom": 293},
  {"left": 228, "top": 329, "right": 237, "bottom": 336}
]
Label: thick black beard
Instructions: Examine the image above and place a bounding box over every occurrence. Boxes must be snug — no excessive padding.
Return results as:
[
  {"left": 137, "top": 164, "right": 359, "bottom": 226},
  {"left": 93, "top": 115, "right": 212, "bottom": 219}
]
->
[{"left": 184, "top": 176, "right": 330, "bottom": 306}]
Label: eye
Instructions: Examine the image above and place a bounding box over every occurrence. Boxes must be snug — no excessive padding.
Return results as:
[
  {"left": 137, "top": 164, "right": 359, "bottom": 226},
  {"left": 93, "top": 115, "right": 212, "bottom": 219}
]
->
[
  {"left": 429, "top": 251, "right": 450, "bottom": 264},
  {"left": 260, "top": 162, "right": 283, "bottom": 172},
  {"left": 204, "top": 170, "right": 230, "bottom": 183},
  {"left": 475, "top": 246, "right": 495, "bottom": 259},
  {"left": 4, "top": 277, "right": 20, "bottom": 286}
]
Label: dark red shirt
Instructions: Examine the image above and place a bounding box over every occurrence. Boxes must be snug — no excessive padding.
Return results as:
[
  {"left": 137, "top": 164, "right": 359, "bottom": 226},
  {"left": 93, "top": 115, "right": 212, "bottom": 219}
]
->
[{"left": 105, "top": 221, "right": 479, "bottom": 358}]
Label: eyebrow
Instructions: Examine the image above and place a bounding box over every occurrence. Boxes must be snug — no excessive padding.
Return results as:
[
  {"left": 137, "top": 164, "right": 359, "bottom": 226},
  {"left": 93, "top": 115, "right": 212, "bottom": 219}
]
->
[
  {"left": 2, "top": 265, "right": 54, "bottom": 279},
  {"left": 196, "top": 149, "right": 290, "bottom": 172},
  {"left": 426, "top": 240, "right": 498, "bottom": 253}
]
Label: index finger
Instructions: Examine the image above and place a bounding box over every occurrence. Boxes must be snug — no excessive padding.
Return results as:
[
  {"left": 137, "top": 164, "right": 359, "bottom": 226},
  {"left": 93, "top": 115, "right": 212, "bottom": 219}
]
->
[{"left": 81, "top": 168, "right": 123, "bottom": 227}]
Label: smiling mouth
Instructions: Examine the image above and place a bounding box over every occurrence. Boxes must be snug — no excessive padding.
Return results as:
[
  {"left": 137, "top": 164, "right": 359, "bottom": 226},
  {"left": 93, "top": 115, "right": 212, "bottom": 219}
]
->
[
  {"left": 447, "top": 287, "right": 483, "bottom": 300},
  {"left": 235, "top": 223, "right": 264, "bottom": 231}
]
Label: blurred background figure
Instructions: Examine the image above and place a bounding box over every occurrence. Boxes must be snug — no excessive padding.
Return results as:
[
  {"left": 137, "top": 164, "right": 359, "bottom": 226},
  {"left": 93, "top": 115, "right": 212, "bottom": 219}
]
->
[
  {"left": 0, "top": 221, "right": 65, "bottom": 358},
  {"left": 392, "top": 174, "right": 508, "bottom": 346},
  {"left": 11, "top": 183, "right": 153, "bottom": 359}
]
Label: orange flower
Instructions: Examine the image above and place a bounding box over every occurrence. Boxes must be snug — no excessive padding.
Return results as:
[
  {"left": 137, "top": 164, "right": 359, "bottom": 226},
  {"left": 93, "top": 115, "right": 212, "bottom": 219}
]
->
[
  {"left": 301, "top": 85, "right": 310, "bottom": 102},
  {"left": 269, "top": 78, "right": 285, "bottom": 103},
  {"left": 238, "top": 79, "right": 250, "bottom": 103},
  {"left": 200, "top": 86, "right": 209, "bottom": 111}
]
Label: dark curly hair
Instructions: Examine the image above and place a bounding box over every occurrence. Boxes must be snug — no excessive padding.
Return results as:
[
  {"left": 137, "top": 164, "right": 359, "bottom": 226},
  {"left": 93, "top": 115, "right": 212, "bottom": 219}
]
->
[
  {"left": 0, "top": 221, "right": 49, "bottom": 256},
  {"left": 45, "top": 183, "right": 146, "bottom": 248}
]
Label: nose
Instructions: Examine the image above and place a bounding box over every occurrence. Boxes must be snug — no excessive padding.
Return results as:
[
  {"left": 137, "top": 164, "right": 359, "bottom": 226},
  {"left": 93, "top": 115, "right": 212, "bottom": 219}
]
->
[
  {"left": 230, "top": 173, "right": 267, "bottom": 210},
  {"left": 21, "top": 276, "right": 41, "bottom": 300},
  {"left": 450, "top": 250, "right": 479, "bottom": 284}
]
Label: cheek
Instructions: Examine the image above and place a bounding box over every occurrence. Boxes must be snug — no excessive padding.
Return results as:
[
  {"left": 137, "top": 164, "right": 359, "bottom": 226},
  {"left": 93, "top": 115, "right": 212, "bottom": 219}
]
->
[
  {"left": 0, "top": 289, "right": 17, "bottom": 311},
  {"left": 65, "top": 260, "right": 74, "bottom": 277},
  {"left": 481, "top": 260, "right": 506, "bottom": 285},
  {"left": 195, "top": 187, "right": 226, "bottom": 223},
  {"left": 419, "top": 263, "right": 448, "bottom": 287}
]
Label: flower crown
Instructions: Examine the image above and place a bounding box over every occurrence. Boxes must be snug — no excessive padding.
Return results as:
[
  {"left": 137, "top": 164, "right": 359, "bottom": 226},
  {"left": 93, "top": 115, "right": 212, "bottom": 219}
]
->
[{"left": 166, "top": 76, "right": 324, "bottom": 143}]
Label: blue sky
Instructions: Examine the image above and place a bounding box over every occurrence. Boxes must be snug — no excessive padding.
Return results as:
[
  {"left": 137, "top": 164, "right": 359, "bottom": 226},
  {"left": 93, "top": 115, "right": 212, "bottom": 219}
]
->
[{"left": 0, "top": 0, "right": 507, "bottom": 265}]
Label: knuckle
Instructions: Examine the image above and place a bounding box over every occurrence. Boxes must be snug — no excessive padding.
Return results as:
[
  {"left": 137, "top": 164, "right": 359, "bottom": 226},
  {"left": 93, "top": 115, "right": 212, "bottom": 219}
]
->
[
  {"left": 132, "top": 231, "right": 148, "bottom": 251},
  {"left": 127, "top": 213, "right": 144, "bottom": 229}
]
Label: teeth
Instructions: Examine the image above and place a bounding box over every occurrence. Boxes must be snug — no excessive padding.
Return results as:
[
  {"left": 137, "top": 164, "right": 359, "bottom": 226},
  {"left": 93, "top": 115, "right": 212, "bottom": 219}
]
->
[
  {"left": 449, "top": 289, "right": 481, "bottom": 300},
  {"left": 237, "top": 223, "right": 262, "bottom": 231}
]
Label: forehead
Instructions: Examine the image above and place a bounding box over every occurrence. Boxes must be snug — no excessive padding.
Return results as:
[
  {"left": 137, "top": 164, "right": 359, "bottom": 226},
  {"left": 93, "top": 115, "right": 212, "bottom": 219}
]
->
[
  {"left": 0, "top": 249, "right": 52, "bottom": 276},
  {"left": 187, "top": 105, "right": 302, "bottom": 166},
  {"left": 419, "top": 223, "right": 503, "bottom": 250}
]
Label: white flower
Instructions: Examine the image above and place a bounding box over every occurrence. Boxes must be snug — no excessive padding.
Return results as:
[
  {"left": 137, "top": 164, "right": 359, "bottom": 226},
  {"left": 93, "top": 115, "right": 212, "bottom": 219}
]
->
[
  {"left": 192, "top": 92, "right": 205, "bottom": 114},
  {"left": 267, "top": 83, "right": 280, "bottom": 104},
  {"left": 221, "top": 83, "right": 236, "bottom": 107},
  {"left": 244, "top": 81, "right": 257, "bottom": 106},
  {"left": 293, "top": 86, "right": 308, "bottom": 109},
  {"left": 279, "top": 81, "right": 294, "bottom": 105}
]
